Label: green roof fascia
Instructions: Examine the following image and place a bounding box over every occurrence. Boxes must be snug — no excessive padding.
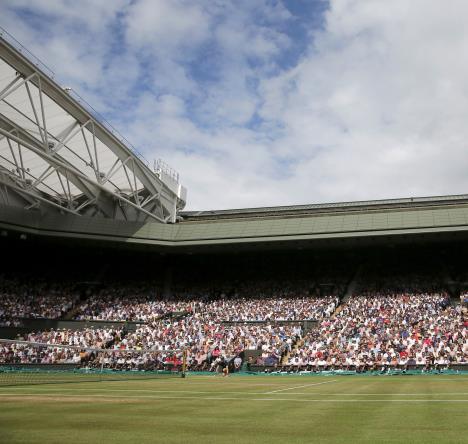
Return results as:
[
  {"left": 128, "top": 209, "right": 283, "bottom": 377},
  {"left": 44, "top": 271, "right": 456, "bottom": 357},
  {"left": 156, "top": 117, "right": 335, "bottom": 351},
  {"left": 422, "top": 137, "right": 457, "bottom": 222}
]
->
[{"left": 1, "top": 203, "right": 468, "bottom": 246}]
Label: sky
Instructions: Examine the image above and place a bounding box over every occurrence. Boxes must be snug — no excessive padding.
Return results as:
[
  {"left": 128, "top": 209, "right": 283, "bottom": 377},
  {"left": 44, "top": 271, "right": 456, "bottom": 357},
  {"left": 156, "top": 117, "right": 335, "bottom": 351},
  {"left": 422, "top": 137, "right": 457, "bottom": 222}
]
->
[{"left": 1, "top": 0, "right": 468, "bottom": 210}]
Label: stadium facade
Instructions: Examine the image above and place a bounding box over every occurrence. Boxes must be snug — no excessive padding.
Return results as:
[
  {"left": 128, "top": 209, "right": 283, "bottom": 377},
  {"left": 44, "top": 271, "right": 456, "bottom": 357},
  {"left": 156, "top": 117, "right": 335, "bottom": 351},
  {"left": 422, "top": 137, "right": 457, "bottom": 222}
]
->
[{"left": 2, "top": 194, "right": 468, "bottom": 253}]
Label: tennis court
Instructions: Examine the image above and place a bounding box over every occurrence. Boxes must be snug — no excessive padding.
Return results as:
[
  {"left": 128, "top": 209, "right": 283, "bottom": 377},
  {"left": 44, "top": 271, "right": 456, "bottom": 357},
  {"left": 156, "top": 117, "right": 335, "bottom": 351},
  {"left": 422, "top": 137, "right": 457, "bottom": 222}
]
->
[{"left": 1, "top": 374, "right": 467, "bottom": 443}]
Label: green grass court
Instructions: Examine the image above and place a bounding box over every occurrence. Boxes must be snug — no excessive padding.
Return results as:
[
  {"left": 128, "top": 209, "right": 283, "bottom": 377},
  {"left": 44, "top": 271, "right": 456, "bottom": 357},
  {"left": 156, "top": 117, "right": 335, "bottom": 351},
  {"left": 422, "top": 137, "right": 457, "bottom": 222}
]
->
[{"left": 1, "top": 374, "right": 468, "bottom": 444}]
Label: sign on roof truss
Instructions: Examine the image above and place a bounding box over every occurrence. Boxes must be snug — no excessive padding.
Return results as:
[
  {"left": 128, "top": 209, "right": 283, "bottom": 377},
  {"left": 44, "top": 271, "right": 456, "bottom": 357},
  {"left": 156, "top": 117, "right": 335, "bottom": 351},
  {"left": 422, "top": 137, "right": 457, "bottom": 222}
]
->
[{"left": 0, "top": 32, "right": 186, "bottom": 223}]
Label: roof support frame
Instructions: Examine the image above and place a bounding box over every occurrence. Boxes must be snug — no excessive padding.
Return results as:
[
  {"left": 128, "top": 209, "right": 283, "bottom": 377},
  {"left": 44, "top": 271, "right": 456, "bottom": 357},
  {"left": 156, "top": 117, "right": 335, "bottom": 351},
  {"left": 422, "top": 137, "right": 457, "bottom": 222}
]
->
[
  {"left": 0, "top": 37, "right": 186, "bottom": 222},
  {"left": 0, "top": 126, "right": 167, "bottom": 222},
  {"left": 0, "top": 167, "right": 79, "bottom": 215},
  {"left": 0, "top": 117, "right": 99, "bottom": 201},
  {"left": 0, "top": 150, "right": 60, "bottom": 199}
]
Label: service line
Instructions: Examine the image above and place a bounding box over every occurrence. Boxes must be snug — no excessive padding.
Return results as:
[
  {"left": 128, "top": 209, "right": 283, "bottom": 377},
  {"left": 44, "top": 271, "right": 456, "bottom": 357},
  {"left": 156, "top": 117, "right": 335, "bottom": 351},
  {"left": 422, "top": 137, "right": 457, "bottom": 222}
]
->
[{"left": 264, "top": 379, "right": 338, "bottom": 394}]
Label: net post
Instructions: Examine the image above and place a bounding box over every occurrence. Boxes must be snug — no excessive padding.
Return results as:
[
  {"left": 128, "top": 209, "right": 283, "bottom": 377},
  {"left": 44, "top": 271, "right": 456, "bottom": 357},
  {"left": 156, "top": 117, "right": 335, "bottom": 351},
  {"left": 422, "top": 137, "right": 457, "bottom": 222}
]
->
[
  {"left": 100, "top": 351, "right": 105, "bottom": 382},
  {"left": 181, "top": 348, "right": 187, "bottom": 378}
]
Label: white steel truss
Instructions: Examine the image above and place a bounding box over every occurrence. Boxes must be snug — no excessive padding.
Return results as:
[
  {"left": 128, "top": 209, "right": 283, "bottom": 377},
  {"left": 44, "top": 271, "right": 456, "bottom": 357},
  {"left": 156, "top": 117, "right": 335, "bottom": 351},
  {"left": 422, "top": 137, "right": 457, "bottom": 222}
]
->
[{"left": 0, "top": 31, "right": 186, "bottom": 223}]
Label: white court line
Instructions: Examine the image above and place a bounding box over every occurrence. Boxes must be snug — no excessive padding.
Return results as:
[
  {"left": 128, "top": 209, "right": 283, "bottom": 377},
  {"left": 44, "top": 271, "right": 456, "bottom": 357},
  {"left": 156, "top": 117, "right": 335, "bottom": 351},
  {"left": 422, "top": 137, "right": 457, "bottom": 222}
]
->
[
  {"left": 419, "top": 379, "right": 467, "bottom": 382},
  {"left": 1, "top": 393, "right": 468, "bottom": 403},
  {"left": 1, "top": 388, "right": 270, "bottom": 395},
  {"left": 264, "top": 379, "right": 338, "bottom": 394},
  {"left": 5, "top": 386, "right": 468, "bottom": 397},
  {"left": 83, "top": 380, "right": 291, "bottom": 387},
  {"left": 2, "top": 387, "right": 468, "bottom": 396},
  {"left": 4, "top": 381, "right": 468, "bottom": 396}
]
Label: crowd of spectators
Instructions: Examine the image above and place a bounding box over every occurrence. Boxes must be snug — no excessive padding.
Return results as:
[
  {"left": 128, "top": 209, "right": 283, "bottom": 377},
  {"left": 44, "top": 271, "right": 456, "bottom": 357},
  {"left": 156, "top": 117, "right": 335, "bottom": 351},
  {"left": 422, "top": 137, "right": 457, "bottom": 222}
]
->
[
  {"left": 106, "top": 313, "right": 302, "bottom": 370},
  {"left": 201, "top": 296, "right": 339, "bottom": 321},
  {"left": 0, "top": 276, "right": 339, "bottom": 370},
  {"left": 75, "top": 294, "right": 337, "bottom": 323},
  {"left": 0, "top": 275, "right": 79, "bottom": 324},
  {"left": 287, "top": 291, "right": 468, "bottom": 370},
  {"left": 0, "top": 326, "right": 123, "bottom": 365},
  {"left": 0, "top": 342, "right": 85, "bottom": 365},
  {"left": 25, "top": 327, "right": 124, "bottom": 349},
  {"left": 1, "top": 268, "right": 467, "bottom": 373},
  {"left": 0, "top": 319, "right": 300, "bottom": 370},
  {"left": 74, "top": 279, "right": 340, "bottom": 323},
  {"left": 74, "top": 285, "right": 193, "bottom": 322}
]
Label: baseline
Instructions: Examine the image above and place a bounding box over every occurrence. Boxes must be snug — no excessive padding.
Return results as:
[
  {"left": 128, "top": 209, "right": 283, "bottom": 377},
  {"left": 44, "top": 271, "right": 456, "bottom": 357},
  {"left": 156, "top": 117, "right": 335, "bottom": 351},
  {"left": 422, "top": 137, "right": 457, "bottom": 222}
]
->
[
  {"left": 2, "top": 386, "right": 468, "bottom": 397},
  {"left": 1, "top": 393, "right": 468, "bottom": 403}
]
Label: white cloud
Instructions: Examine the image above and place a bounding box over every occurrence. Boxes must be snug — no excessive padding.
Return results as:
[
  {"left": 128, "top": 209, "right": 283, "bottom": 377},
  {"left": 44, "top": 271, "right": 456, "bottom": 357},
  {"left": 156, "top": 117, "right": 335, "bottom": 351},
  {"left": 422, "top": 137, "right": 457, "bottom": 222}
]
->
[
  {"left": 258, "top": 0, "right": 468, "bottom": 204},
  {"left": 2, "top": 0, "right": 468, "bottom": 210},
  {"left": 125, "top": 0, "right": 211, "bottom": 52}
]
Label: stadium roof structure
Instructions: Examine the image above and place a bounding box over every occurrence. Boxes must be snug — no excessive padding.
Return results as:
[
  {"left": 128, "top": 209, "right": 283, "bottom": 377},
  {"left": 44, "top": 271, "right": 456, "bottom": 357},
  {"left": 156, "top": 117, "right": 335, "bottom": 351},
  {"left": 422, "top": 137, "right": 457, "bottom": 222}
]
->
[
  {"left": 2, "top": 28, "right": 468, "bottom": 251},
  {"left": 180, "top": 194, "right": 468, "bottom": 220},
  {"left": 0, "top": 28, "right": 186, "bottom": 223},
  {"left": 2, "top": 193, "right": 468, "bottom": 251}
]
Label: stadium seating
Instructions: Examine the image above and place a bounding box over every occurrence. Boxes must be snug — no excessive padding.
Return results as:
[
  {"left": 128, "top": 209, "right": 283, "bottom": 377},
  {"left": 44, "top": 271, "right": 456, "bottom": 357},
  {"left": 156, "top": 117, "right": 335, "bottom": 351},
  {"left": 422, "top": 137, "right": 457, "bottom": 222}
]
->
[
  {"left": 287, "top": 291, "right": 467, "bottom": 370},
  {"left": 0, "top": 274, "right": 79, "bottom": 325},
  {"left": 0, "top": 266, "right": 467, "bottom": 372}
]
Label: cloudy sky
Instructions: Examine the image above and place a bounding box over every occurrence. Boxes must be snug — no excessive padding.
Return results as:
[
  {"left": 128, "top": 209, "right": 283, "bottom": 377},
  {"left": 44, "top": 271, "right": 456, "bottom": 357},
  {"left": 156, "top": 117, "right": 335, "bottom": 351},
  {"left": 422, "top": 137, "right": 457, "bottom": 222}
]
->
[{"left": 1, "top": 0, "right": 468, "bottom": 210}]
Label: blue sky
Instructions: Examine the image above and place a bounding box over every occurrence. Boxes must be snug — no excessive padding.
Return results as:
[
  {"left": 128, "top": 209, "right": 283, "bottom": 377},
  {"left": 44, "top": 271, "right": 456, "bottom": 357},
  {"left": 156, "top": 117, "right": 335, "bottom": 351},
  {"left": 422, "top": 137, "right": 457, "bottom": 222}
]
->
[{"left": 2, "top": 0, "right": 468, "bottom": 210}]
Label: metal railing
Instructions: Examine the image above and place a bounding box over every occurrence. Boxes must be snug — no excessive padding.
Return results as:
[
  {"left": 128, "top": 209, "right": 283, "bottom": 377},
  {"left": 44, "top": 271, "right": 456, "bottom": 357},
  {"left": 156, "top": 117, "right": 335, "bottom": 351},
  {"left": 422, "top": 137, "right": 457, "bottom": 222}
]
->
[
  {"left": 154, "top": 158, "right": 180, "bottom": 183},
  {"left": 0, "top": 25, "right": 55, "bottom": 78}
]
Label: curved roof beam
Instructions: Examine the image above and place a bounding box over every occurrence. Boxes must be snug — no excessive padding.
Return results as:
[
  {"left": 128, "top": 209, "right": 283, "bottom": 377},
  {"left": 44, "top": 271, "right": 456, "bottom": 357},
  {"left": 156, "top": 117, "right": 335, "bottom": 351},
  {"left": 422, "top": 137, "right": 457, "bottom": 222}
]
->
[
  {"left": 0, "top": 34, "right": 185, "bottom": 222},
  {"left": 0, "top": 126, "right": 167, "bottom": 222}
]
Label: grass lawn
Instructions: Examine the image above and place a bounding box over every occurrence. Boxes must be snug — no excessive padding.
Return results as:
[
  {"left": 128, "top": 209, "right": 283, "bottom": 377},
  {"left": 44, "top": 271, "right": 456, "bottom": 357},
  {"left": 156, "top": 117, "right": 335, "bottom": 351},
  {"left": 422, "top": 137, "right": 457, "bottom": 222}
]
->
[{"left": 0, "top": 374, "right": 467, "bottom": 444}]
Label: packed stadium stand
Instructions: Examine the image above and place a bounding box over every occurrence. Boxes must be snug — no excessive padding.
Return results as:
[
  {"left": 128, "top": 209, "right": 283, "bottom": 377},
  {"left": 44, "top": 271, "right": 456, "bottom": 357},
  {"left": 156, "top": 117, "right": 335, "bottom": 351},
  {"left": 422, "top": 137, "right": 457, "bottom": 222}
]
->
[
  {"left": 0, "top": 28, "right": 467, "bottom": 377},
  {"left": 0, "top": 240, "right": 466, "bottom": 374}
]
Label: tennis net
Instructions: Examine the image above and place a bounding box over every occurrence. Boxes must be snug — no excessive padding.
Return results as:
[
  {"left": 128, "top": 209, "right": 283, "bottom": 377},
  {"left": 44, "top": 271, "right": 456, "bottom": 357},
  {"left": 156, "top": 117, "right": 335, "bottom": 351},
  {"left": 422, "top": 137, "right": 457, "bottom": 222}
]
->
[{"left": 0, "top": 338, "right": 186, "bottom": 386}]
